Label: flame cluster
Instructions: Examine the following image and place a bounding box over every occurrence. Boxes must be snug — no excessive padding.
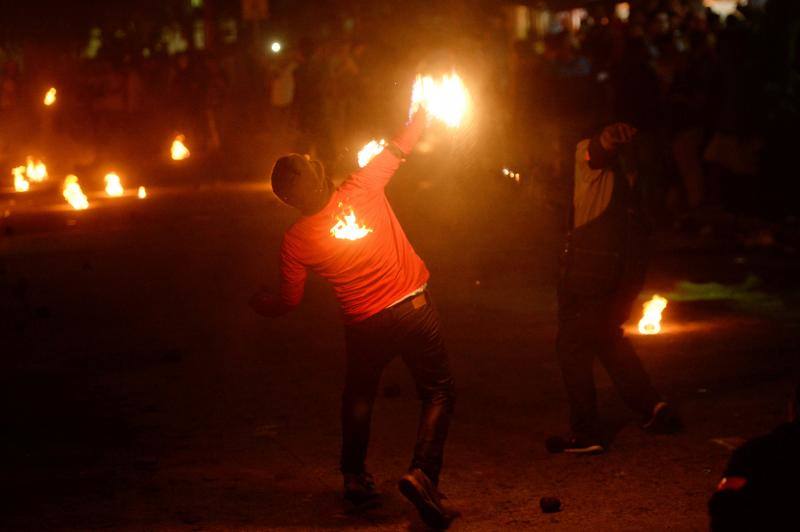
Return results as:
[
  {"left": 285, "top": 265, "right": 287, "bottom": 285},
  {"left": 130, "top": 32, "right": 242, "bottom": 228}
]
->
[
  {"left": 638, "top": 295, "right": 668, "bottom": 335},
  {"left": 410, "top": 71, "right": 470, "bottom": 128},
  {"left": 63, "top": 175, "right": 89, "bottom": 210},
  {"left": 357, "top": 139, "right": 387, "bottom": 168},
  {"left": 12, "top": 157, "right": 48, "bottom": 192},
  {"left": 330, "top": 203, "right": 373, "bottom": 241}
]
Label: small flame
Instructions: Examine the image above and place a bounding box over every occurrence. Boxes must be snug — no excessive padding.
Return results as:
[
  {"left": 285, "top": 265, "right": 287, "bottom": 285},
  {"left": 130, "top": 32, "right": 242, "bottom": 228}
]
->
[
  {"left": 63, "top": 175, "right": 89, "bottom": 210},
  {"left": 357, "top": 139, "right": 386, "bottom": 168},
  {"left": 25, "top": 157, "right": 48, "bottom": 182},
  {"left": 137, "top": 186, "right": 147, "bottom": 199},
  {"left": 104, "top": 172, "right": 124, "bottom": 197},
  {"left": 638, "top": 295, "right": 668, "bottom": 335},
  {"left": 330, "top": 204, "right": 373, "bottom": 241},
  {"left": 13, "top": 166, "right": 30, "bottom": 192},
  {"left": 410, "top": 71, "right": 470, "bottom": 128},
  {"left": 44, "top": 87, "right": 56, "bottom": 106},
  {"left": 170, "top": 134, "right": 190, "bottom": 160}
]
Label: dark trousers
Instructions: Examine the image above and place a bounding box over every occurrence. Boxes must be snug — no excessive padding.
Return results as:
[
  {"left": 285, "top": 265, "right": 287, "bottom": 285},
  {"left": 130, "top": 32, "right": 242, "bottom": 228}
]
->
[
  {"left": 341, "top": 293, "right": 455, "bottom": 485},
  {"left": 556, "top": 288, "right": 661, "bottom": 439}
]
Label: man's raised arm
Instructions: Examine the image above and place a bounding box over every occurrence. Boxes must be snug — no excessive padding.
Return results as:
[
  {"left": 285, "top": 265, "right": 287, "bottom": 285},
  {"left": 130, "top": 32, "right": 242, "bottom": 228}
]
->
[{"left": 349, "top": 109, "right": 427, "bottom": 191}]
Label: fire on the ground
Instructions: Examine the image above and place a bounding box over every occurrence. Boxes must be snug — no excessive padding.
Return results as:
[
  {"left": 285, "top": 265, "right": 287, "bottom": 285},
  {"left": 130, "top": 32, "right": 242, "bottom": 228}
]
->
[{"left": 638, "top": 295, "right": 668, "bottom": 335}]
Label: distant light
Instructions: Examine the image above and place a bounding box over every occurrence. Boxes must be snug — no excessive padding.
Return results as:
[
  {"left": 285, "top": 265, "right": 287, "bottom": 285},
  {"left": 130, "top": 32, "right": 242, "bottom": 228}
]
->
[
  {"left": 704, "top": 0, "right": 740, "bottom": 17},
  {"left": 270, "top": 41, "right": 282, "bottom": 54},
  {"left": 615, "top": 2, "right": 630, "bottom": 21}
]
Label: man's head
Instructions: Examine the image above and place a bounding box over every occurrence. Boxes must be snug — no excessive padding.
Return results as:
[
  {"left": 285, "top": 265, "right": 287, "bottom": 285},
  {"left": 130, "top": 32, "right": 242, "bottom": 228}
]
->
[{"left": 271, "top": 154, "right": 333, "bottom": 215}]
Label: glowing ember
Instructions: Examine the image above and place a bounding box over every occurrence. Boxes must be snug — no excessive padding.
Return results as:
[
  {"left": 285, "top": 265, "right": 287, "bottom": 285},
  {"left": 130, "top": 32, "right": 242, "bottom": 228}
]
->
[
  {"left": 104, "top": 172, "right": 124, "bottom": 197},
  {"left": 357, "top": 139, "right": 386, "bottom": 168},
  {"left": 330, "top": 203, "right": 373, "bottom": 241},
  {"left": 137, "top": 185, "right": 147, "bottom": 199},
  {"left": 25, "top": 157, "right": 48, "bottom": 182},
  {"left": 44, "top": 87, "right": 57, "bottom": 106},
  {"left": 63, "top": 175, "right": 89, "bottom": 210},
  {"left": 638, "top": 295, "right": 668, "bottom": 335},
  {"left": 410, "top": 70, "right": 470, "bottom": 128},
  {"left": 502, "top": 167, "right": 521, "bottom": 183},
  {"left": 170, "top": 134, "right": 190, "bottom": 160},
  {"left": 13, "top": 166, "right": 30, "bottom": 192}
]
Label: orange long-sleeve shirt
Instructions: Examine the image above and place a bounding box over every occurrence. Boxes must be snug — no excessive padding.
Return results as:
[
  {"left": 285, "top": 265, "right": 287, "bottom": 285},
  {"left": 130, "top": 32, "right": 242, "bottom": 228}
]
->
[{"left": 278, "top": 114, "right": 428, "bottom": 324}]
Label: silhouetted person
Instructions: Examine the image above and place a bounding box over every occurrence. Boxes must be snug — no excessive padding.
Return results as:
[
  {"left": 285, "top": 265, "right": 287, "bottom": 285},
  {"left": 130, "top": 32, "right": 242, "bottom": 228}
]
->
[{"left": 547, "top": 123, "right": 681, "bottom": 454}]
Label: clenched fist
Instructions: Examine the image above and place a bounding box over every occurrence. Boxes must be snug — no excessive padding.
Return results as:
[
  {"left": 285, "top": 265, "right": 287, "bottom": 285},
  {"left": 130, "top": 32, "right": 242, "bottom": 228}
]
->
[{"left": 599, "top": 123, "right": 637, "bottom": 151}]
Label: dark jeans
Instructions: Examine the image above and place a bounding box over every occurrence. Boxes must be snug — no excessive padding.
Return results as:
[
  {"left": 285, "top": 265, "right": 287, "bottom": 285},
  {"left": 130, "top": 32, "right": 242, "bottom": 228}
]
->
[
  {"left": 341, "top": 292, "right": 455, "bottom": 485},
  {"left": 556, "top": 288, "right": 661, "bottom": 439}
]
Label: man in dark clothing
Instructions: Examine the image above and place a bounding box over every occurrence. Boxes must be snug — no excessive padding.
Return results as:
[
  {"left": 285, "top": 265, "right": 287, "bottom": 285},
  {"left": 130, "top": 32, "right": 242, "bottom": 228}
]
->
[
  {"left": 547, "top": 123, "right": 681, "bottom": 454},
  {"left": 709, "top": 386, "right": 800, "bottom": 531},
  {"left": 250, "top": 109, "right": 458, "bottom": 529}
]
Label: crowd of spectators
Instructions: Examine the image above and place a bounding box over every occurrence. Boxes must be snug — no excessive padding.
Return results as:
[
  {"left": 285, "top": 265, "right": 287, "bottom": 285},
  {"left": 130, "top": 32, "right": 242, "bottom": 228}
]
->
[{"left": 0, "top": 0, "right": 797, "bottom": 227}]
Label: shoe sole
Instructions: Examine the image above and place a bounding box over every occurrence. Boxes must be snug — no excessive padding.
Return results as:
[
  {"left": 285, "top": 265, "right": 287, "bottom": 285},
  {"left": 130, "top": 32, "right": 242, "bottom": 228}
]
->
[
  {"left": 398, "top": 476, "right": 451, "bottom": 529},
  {"left": 564, "top": 444, "right": 605, "bottom": 454}
]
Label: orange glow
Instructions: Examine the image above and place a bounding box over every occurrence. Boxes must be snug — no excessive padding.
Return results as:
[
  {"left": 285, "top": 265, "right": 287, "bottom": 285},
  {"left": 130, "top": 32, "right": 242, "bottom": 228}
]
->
[
  {"left": 410, "top": 70, "right": 470, "bottom": 128},
  {"left": 330, "top": 203, "right": 373, "bottom": 241},
  {"left": 137, "top": 185, "right": 147, "bottom": 199},
  {"left": 104, "top": 172, "right": 124, "bottom": 197},
  {"left": 44, "top": 87, "right": 56, "bottom": 106},
  {"left": 25, "top": 157, "right": 48, "bottom": 182},
  {"left": 63, "top": 175, "right": 89, "bottom": 210},
  {"left": 170, "top": 134, "right": 190, "bottom": 160},
  {"left": 13, "top": 166, "right": 30, "bottom": 192},
  {"left": 357, "top": 139, "right": 386, "bottom": 168},
  {"left": 638, "top": 295, "right": 668, "bottom": 335}
]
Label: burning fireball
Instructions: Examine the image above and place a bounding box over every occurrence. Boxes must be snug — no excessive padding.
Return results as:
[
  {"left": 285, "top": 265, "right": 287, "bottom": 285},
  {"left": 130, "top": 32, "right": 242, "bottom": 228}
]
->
[
  {"left": 410, "top": 71, "right": 470, "bottom": 128},
  {"left": 25, "top": 157, "right": 48, "bottom": 182},
  {"left": 357, "top": 139, "right": 386, "bottom": 168},
  {"left": 330, "top": 203, "right": 373, "bottom": 241},
  {"left": 63, "top": 175, "right": 89, "bottom": 210},
  {"left": 44, "top": 87, "right": 57, "bottom": 106},
  {"left": 104, "top": 172, "right": 124, "bottom": 197},
  {"left": 138, "top": 185, "right": 147, "bottom": 199},
  {"left": 12, "top": 166, "right": 30, "bottom": 192},
  {"left": 638, "top": 295, "right": 668, "bottom": 335},
  {"left": 170, "top": 134, "right": 190, "bottom": 160}
]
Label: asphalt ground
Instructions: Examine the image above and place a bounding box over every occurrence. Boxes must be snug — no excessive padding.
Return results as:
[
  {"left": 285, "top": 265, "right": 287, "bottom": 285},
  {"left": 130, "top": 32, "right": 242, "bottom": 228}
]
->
[{"left": 2, "top": 161, "right": 799, "bottom": 531}]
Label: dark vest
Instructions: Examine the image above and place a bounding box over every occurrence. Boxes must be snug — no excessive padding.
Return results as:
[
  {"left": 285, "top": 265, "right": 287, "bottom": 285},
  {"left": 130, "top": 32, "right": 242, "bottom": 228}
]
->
[{"left": 561, "top": 164, "right": 649, "bottom": 298}]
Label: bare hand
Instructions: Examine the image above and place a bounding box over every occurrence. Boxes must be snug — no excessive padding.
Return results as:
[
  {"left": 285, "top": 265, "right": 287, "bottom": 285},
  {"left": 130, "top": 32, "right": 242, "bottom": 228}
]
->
[{"left": 600, "top": 123, "right": 637, "bottom": 151}]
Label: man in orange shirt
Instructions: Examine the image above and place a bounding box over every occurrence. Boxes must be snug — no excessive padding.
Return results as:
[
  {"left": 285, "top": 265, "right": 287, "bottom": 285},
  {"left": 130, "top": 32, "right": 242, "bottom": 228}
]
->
[{"left": 250, "top": 109, "right": 458, "bottom": 529}]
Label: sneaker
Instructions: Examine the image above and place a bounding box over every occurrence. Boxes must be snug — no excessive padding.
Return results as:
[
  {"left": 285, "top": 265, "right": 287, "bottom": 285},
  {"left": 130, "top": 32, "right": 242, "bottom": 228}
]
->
[
  {"left": 398, "top": 468, "right": 459, "bottom": 529},
  {"left": 642, "top": 402, "right": 683, "bottom": 434},
  {"left": 545, "top": 434, "right": 605, "bottom": 454},
  {"left": 343, "top": 472, "right": 379, "bottom": 505}
]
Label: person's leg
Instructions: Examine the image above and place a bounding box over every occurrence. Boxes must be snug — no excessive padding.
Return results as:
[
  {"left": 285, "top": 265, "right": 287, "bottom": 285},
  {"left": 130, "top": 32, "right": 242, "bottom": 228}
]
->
[
  {"left": 596, "top": 298, "right": 662, "bottom": 418},
  {"left": 556, "top": 296, "right": 604, "bottom": 441},
  {"left": 397, "top": 300, "right": 455, "bottom": 486},
  {"left": 341, "top": 324, "right": 392, "bottom": 476}
]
